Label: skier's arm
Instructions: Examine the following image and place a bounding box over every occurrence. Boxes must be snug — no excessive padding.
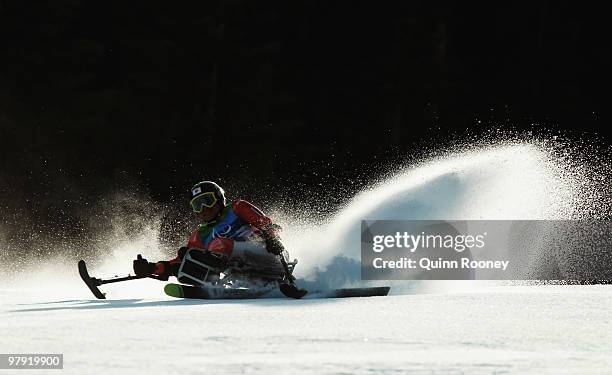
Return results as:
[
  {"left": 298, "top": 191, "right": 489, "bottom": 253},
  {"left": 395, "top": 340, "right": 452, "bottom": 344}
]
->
[
  {"left": 133, "top": 248, "right": 186, "bottom": 280},
  {"left": 232, "top": 199, "right": 273, "bottom": 231},
  {"left": 147, "top": 226, "right": 210, "bottom": 278},
  {"left": 232, "top": 200, "right": 285, "bottom": 255},
  {"left": 155, "top": 247, "right": 188, "bottom": 278}
]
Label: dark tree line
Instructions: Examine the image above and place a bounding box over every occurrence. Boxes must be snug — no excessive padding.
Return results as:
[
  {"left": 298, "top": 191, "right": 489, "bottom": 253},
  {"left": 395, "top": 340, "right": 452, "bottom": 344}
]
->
[{"left": 0, "top": 1, "right": 608, "bottom": 254}]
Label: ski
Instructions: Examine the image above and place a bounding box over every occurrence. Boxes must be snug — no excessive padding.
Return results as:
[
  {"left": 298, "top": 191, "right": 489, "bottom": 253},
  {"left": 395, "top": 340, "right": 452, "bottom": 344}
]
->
[
  {"left": 164, "top": 283, "right": 272, "bottom": 299},
  {"left": 313, "top": 286, "right": 390, "bottom": 298},
  {"left": 164, "top": 283, "right": 390, "bottom": 300}
]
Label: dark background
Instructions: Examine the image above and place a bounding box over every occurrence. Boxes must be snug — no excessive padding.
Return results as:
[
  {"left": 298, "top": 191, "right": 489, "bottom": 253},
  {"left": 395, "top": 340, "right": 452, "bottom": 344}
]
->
[{"left": 0, "top": 1, "right": 609, "bottom": 253}]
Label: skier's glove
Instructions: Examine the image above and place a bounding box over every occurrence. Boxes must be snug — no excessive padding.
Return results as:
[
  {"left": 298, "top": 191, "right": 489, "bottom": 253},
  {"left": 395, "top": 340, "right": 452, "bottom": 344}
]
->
[
  {"left": 152, "top": 261, "right": 174, "bottom": 281},
  {"left": 133, "top": 255, "right": 156, "bottom": 276},
  {"left": 265, "top": 236, "right": 285, "bottom": 256}
]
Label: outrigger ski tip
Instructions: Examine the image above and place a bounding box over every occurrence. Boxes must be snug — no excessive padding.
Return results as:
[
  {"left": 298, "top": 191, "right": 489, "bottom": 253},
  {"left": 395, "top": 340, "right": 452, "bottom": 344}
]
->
[
  {"left": 280, "top": 283, "right": 308, "bottom": 299},
  {"left": 78, "top": 260, "right": 106, "bottom": 299}
]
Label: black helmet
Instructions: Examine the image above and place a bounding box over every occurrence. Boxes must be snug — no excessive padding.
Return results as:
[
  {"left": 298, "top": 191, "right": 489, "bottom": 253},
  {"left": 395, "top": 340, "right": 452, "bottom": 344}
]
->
[{"left": 189, "top": 181, "right": 227, "bottom": 212}]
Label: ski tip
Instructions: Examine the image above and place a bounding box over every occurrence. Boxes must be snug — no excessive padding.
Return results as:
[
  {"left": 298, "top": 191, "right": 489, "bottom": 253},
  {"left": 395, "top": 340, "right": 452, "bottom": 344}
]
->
[
  {"left": 280, "top": 283, "right": 308, "bottom": 299},
  {"left": 164, "top": 283, "right": 184, "bottom": 298},
  {"left": 78, "top": 260, "right": 107, "bottom": 299}
]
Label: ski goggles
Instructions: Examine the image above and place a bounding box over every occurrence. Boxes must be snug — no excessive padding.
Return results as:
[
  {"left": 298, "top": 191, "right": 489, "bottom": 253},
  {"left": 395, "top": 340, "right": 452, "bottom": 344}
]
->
[{"left": 190, "top": 191, "right": 218, "bottom": 213}]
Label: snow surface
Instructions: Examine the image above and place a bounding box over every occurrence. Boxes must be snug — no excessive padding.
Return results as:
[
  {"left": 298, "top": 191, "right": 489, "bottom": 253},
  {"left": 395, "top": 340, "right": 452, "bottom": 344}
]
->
[{"left": 2, "top": 284, "right": 612, "bottom": 374}]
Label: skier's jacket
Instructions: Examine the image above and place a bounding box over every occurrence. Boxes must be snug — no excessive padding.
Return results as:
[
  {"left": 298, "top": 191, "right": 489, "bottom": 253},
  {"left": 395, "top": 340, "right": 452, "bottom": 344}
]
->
[{"left": 154, "top": 200, "right": 273, "bottom": 276}]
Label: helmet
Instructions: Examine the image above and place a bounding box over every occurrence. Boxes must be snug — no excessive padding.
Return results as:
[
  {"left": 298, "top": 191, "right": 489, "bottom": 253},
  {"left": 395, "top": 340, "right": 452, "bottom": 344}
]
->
[{"left": 189, "top": 181, "right": 227, "bottom": 212}]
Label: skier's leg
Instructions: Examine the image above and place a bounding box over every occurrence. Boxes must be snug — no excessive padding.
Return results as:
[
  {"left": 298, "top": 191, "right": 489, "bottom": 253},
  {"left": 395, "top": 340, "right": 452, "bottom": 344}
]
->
[
  {"left": 230, "top": 240, "right": 286, "bottom": 277},
  {"left": 176, "top": 243, "right": 231, "bottom": 286},
  {"left": 232, "top": 240, "right": 282, "bottom": 262}
]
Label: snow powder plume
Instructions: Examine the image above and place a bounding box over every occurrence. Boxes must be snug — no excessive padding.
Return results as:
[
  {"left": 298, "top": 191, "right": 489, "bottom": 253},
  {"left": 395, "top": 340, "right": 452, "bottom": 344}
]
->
[
  {"left": 3, "top": 137, "right": 609, "bottom": 299},
  {"left": 3, "top": 190, "right": 172, "bottom": 299},
  {"left": 78, "top": 191, "right": 179, "bottom": 298},
  {"left": 277, "top": 139, "right": 610, "bottom": 292}
]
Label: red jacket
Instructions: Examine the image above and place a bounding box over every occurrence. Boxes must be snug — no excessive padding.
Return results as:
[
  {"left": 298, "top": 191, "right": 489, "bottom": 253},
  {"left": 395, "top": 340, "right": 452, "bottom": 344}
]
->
[{"left": 154, "top": 200, "right": 274, "bottom": 275}]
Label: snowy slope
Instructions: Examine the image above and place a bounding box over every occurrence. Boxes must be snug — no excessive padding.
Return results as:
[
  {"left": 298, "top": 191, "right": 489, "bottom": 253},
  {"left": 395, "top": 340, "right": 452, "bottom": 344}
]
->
[{"left": 2, "top": 284, "right": 612, "bottom": 374}]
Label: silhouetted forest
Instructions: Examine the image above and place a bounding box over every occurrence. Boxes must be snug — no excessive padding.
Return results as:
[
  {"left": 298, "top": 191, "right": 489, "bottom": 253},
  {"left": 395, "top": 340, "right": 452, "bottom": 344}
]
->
[{"left": 0, "top": 1, "right": 608, "bottom": 253}]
